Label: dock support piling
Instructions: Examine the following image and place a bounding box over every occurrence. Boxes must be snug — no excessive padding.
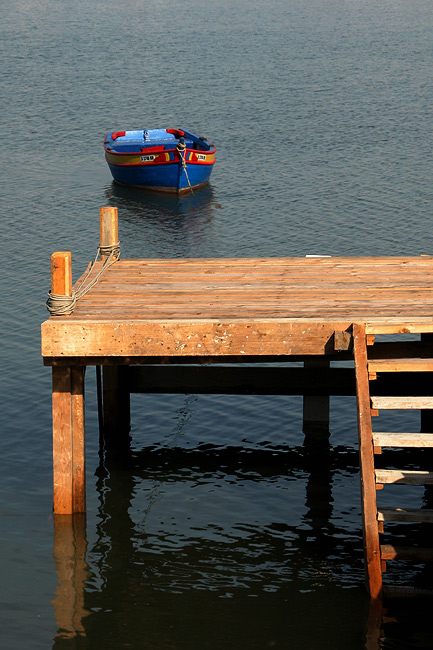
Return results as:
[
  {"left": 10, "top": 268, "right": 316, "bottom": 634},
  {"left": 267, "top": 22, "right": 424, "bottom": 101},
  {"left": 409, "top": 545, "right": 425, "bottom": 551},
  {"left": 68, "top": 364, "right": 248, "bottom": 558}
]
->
[
  {"left": 303, "top": 358, "right": 330, "bottom": 441},
  {"left": 52, "top": 366, "right": 86, "bottom": 514},
  {"left": 50, "top": 251, "right": 86, "bottom": 514},
  {"left": 102, "top": 366, "right": 131, "bottom": 457}
]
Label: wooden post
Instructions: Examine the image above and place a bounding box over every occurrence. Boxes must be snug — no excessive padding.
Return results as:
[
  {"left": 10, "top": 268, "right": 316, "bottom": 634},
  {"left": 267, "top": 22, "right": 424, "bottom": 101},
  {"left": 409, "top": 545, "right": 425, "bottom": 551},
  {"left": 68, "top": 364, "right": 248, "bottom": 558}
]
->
[
  {"left": 100, "top": 206, "right": 119, "bottom": 262},
  {"left": 51, "top": 251, "right": 72, "bottom": 296},
  {"left": 303, "top": 358, "right": 330, "bottom": 441},
  {"left": 50, "top": 251, "right": 86, "bottom": 514},
  {"left": 71, "top": 367, "right": 86, "bottom": 512},
  {"left": 52, "top": 367, "right": 86, "bottom": 514}
]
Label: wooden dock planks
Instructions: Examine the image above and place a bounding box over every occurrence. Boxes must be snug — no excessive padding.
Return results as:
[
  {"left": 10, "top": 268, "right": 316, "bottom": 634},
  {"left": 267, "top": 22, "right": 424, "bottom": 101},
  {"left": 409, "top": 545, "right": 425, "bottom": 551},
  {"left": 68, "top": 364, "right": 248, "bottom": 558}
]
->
[{"left": 41, "top": 256, "right": 433, "bottom": 360}]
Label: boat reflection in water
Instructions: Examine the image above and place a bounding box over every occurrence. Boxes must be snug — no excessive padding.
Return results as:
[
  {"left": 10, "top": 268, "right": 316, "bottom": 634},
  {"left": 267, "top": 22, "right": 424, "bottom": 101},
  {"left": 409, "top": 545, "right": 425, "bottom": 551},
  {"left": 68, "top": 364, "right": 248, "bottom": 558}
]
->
[{"left": 104, "top": 181, "right": 219, "bottom": 257}]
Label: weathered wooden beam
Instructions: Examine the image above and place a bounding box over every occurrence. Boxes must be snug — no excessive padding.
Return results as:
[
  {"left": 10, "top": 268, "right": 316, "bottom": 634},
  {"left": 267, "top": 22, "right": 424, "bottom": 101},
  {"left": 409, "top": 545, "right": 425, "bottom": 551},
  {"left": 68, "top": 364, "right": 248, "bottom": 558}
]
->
[
  {"left": 52, "top": 366, "right": 86, "bottom": 514},
  {"left": 42, "top": 342, "right": 433, "bottom": 365},
  {"left": 41, "top": 320, "right": 354, "bottom": 358}
]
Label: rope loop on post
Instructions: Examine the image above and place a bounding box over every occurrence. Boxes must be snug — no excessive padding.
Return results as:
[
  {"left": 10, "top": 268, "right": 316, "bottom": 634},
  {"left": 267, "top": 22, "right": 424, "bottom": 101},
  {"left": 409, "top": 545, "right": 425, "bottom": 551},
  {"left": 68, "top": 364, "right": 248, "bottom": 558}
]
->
[
  {"left": 98, "top": 242, "right": 120, "bottom": 259},
  {"left": 46, "top": 291, "right": 77, "bottom": 316},
  {"left": 46, "top": 242, "right": 120, "bottom": 315}
]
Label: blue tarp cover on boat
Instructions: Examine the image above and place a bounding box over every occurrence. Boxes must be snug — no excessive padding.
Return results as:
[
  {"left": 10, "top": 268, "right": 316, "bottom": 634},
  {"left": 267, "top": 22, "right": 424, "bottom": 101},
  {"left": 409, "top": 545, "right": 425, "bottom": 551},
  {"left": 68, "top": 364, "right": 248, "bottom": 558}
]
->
[{"left": 112, "top": 129, "right": 178, "bottom": 144}]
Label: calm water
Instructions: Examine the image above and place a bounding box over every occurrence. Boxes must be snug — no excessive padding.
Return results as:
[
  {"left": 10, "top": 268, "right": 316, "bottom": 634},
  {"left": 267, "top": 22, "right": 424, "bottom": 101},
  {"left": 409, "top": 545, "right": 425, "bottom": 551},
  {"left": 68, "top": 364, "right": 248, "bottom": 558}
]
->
[{"left": 2, "top": 1, "right": 433, "bottom": 648}]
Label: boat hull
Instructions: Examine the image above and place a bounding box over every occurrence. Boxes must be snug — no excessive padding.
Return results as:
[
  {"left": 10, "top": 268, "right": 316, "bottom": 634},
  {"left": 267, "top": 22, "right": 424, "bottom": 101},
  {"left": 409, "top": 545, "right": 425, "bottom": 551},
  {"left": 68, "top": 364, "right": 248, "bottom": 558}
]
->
[{"left": 104, "top": 129, "right": 215, "bottom": 194}]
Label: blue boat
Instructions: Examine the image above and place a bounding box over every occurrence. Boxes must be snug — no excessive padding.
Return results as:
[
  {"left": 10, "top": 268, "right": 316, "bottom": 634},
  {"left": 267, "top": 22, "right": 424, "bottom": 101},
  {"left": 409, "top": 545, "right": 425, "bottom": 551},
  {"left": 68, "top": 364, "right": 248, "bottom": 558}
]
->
[{"left": 104, "top": 128, "right": 216, "bottom": 194}]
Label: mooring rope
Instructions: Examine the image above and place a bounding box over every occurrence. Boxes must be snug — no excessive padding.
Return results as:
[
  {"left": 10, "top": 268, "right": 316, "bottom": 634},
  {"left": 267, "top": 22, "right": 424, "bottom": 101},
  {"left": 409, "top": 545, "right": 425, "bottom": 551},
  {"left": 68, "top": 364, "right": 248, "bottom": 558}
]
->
[
  {"left": 176, "top": 141, "right": 194, "bottom": 194},
  {"left": 46, "top": 242, "right": 120, "bottom": 316}
]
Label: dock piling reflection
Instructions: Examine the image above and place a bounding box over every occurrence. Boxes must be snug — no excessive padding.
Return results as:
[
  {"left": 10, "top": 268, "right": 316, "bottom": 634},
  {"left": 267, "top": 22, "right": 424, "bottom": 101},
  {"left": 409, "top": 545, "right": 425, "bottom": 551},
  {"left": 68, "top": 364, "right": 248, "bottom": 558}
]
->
[{"left": 52, "top": 514, "right": 89, "bottom": 646}]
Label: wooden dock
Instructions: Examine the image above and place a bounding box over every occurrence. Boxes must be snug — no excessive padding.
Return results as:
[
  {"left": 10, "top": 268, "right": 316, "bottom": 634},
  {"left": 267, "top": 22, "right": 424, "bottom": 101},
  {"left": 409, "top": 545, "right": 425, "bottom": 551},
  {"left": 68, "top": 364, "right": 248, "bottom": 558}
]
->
[{"left": 41, "top": 207, "right": 433, "bottom": 599}]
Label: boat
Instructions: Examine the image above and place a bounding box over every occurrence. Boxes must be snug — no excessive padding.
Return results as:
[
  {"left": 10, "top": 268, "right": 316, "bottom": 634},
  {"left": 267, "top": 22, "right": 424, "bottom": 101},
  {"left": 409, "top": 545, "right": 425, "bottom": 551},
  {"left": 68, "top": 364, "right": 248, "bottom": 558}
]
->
[{"left": 104, "top": 128, "right": 216, "bottom": 194}]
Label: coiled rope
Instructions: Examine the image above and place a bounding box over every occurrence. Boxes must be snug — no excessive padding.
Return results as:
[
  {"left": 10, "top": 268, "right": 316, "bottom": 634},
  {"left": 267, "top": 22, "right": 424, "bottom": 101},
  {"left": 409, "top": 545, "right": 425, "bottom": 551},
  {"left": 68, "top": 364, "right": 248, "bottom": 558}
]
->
[
  {"left": 46, "top": 242, "right": 120, "bottom": 316},
  {"left": 176, "top": 141, "right": 194, "bottom": 194}
]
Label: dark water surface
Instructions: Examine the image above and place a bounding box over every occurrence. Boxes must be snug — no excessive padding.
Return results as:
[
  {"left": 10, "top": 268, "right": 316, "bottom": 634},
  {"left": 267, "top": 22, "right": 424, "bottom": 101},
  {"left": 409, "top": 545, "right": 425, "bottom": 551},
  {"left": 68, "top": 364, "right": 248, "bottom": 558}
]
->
[{"left": 2, "top": 1, "right": 433, "bottom": 648}]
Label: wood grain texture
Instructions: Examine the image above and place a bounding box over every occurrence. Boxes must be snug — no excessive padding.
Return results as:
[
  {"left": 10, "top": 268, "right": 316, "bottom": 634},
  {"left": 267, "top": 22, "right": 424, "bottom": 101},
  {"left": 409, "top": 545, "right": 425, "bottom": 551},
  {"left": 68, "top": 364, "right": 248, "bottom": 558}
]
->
[
  {"left": 375, "top": 469, "right": 433, "bottom": 485},
  {"left": 41, "top": 256, "right": 433, "bottom": 358},
  {"left": 373, "top": 433, "right": 433, "bottom": 448},
  {"left": 52, "top": 366, "right": 86, "bottom": 514},
  {"left": 51, "top": 252, "right": 72, "bottom": 296},
  {"left": 353, "top": 323, "right": 383, "bottom": 600},
  {"left": 368, "top": 358, "right": 433, "bottom": 372},
  {"left": 100, "top": 207, "right": 118, "bottom": 261},
  {"left": 371, "top": 396, "right": 433, "bottom": 410},
  {"left": 52, "top": 367, "right": 73, "bottom": 515}
]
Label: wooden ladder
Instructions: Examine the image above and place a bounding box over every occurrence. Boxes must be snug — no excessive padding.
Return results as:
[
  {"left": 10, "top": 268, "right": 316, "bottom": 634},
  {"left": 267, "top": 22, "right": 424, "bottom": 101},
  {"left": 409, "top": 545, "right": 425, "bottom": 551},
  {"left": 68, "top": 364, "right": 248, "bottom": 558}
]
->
[{"left": 353, "top": 323, "right": 433, "bottom": 600}]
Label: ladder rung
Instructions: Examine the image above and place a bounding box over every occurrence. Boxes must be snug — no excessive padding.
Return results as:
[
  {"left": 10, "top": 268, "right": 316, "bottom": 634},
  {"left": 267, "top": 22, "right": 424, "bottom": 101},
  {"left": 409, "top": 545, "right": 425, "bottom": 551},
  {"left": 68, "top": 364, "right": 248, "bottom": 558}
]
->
[
  {"left": 365, "top": 323, "right": 433, "bottom": 335},
  {"left": 378, "top": 507, "right": 433, "bottom": 523},
  {"left": 371, "top": 396, "right": 433, "bottom": 410},
  {"left": 375, "top": 469, "right": 433, "bottom": 485},
  {"left": 384, "top": 585, "right": 433, "bottom": 598},
  {"left": 373, "top": 432, "right": 433, "bottom": 448},
  {"left": 381, "top": 544, "right": 433, "bottom": 561},
  {"left": 368, "top": 358, "right": 433, "bottom": 372}
]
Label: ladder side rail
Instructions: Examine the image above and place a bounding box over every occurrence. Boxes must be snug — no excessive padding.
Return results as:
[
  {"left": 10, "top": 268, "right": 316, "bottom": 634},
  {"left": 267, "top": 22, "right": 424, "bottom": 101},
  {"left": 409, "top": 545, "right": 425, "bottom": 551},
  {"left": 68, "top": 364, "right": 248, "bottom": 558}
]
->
[{"left": 353, "top": 323, "right": 383, "bottom": 600}]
